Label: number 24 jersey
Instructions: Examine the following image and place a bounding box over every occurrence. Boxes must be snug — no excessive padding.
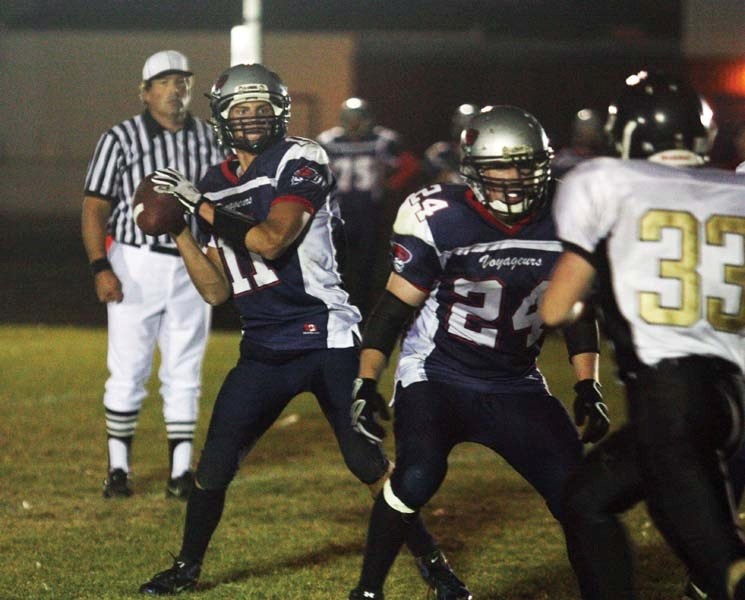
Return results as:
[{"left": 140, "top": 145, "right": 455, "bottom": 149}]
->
[{"left": 392, "top": 183, "right": 563, "bottom": 394}]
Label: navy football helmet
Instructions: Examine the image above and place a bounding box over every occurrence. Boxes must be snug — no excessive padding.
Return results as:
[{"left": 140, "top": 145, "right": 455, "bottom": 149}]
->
[
  {"left": 460, "top": 105, "right": 553, "bottom": 223},
  {"left": 208, "top": 63, "right": 291, "bottom": 153},
  {"left": 340, "top": 97, "right": 374, "bottom": 138},
  {"left": 605, "top": 70, "right": 715, "bottom": 166}
]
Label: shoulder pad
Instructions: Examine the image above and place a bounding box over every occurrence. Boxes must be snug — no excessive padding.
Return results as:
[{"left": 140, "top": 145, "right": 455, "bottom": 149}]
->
[
  {"left": 281, "top": 137, "right": 329, "bottom": 165},
  {"left": 393, "top": 185, "right": 450, "bottom": 241}
]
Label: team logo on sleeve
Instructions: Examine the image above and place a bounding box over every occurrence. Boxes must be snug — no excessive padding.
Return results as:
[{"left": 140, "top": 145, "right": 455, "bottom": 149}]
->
[
  {"left": 291, "top": 165, "right": 323, "bottom": 186},
  {"left": 391, "top": 242, "right": 413, "bottom": 273},
  {"left": 303, "top": 322, "right": 319, "bottom": 335}
]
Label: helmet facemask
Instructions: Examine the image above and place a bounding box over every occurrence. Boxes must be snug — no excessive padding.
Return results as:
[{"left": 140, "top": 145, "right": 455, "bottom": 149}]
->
[
  {"left": 462, "top": 154, "right": 552, "bottom": 223},
  {"left": 217, "top": 92, "right": 288, "bottom": 153}
]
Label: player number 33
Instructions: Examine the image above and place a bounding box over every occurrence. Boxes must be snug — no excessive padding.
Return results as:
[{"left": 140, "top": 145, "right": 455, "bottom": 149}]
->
[{"left": 639, "top": 210, "right": 745, "bottom": 333}]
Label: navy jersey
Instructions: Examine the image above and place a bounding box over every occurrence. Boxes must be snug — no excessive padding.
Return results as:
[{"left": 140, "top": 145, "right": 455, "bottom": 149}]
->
[
  {"left": 392, "top": 183, "right": 562, "bottom": 393},
  {"left": 198, "top": 136, "right": 361, "bottom": 351},
  {"left": 316, "top": 125, "right": 403, "bottom": 205}
]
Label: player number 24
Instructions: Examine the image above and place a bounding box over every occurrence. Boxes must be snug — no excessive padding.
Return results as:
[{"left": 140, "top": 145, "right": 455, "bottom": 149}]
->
[{"left": 639, "top": 210, "right": 745, "bottom": 333}]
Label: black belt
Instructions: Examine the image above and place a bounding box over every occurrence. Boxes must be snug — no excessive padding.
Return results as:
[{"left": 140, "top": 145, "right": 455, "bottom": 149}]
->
[{"left": 117, "top": 240, "right": 180, "bottom": 257}]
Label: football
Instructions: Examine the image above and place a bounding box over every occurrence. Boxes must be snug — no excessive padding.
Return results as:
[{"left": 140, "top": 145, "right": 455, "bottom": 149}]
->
[{"left": 132, "top": 173, "right": 186, "bottom": 236}]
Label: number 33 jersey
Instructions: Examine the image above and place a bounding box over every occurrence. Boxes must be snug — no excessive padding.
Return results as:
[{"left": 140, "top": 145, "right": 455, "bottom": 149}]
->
[
  {"left": 555, "top": 157, "right": 745, "bottom": 375},
  {"left": 392, "top": 183, "right": 563, "bottom": 394}
]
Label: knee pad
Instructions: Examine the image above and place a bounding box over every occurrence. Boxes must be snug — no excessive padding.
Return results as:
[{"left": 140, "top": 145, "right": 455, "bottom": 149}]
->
[{"left": 391, "top": 462, "right": 445, "bottom": 510}]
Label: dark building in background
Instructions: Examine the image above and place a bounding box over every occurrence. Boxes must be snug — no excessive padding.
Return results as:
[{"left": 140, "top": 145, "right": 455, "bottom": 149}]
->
[{"left": 1, "top": 0, "right": 686, "bottom": 151}]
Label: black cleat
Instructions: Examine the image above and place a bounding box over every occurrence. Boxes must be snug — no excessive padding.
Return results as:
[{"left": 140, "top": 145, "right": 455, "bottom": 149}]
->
[
  {"left": 415, "top": 550, "right": 472, "bottom": 600},
  {"left": 683, "top": 577, "right": 708, "bottom": 599},
  {"left": 103, "top": 468, "right": 132, "bottom": 498},
  {"left": 139, "top": 557, "right": 201, "bottom": 595},
  {"left": 166, "top": 471, "right": 194, "bottom": 500},
  {"left": 349, "top": 587, "right": 384, "bottom": 599}
]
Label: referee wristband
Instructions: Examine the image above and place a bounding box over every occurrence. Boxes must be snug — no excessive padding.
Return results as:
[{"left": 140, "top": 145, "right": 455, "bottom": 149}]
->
[{"left": 89, "top": 257, "right": 112, "bottom": 276}]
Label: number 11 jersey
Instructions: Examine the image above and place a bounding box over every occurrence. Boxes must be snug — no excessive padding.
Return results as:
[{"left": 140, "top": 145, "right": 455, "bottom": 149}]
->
[{"left": 198, "top": 137, "right": 361, "bottom": 352}]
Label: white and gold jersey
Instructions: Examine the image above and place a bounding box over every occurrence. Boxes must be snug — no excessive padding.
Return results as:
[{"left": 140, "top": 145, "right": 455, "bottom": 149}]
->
[{"left": 554, "top": 157, "right": 745, "bottom": 374}]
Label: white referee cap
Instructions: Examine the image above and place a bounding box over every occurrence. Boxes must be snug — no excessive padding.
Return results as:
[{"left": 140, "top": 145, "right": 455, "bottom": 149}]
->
[{"left": 142, "top": 50, "right": 192, "bottom": 82}]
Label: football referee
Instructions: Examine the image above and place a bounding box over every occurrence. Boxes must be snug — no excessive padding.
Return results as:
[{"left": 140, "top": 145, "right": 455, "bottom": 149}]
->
[{"left": 81, "top": 50, "right": 224, "bottom": 500}]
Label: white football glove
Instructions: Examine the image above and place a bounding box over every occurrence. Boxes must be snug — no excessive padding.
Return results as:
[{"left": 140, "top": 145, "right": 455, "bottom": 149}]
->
[{"left": 151, "top": 167, "right": 204, "bottom": 214}]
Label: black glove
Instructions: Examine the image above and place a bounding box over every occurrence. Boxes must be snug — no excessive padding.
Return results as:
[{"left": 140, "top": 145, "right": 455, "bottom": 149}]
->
[
  {"left": 350, "top": 377, "right": 391, "bottom": 444},
  {"left": 573, "top": 379, "right": 610, "bottom": 444}
]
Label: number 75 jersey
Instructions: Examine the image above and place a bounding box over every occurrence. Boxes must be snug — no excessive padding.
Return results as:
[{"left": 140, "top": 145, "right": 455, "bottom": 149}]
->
[
  {"left": 392, "top": 183, "right": 564, "bottom": 394},
  {"left": 555, "top": 157, "right": 745, "bottom": 374}
]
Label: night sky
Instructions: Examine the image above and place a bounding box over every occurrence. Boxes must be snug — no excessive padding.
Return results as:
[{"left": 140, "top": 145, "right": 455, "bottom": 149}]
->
[{"left": 0, "top": 0, "right": 681, "bottom": 41}]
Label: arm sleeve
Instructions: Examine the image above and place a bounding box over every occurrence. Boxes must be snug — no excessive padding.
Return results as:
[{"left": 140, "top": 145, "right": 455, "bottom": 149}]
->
[
  {"left": 275, "top": 140, "right": 333, "bottom": 213},
  {"left": 84, "top": 131, "right": 123, "bottom": 202},
  {"left": 561, "top": 301, "right": 600, "bottom": 359},
  {"left": 388, "top": 192, "right": 442, "bottom": 290},
  {"left": 553, "top": 158, "right": 620, "bottom": 255}
]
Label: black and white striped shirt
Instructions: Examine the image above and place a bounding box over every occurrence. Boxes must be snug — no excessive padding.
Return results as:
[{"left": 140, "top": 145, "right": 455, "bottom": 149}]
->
[{"left": 84, "top": 110, "right": 224, "bottom": 248}]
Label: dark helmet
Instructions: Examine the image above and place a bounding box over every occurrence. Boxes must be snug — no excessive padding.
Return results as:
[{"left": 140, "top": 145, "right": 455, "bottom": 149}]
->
[
  {"left": 208, "top": 63, "right": 291, "bottom": 153},
  {"left": 339, "top": 97, "right": 373, "bottom": 138},
  {"left": 450, "top": 103, "right": 480, "bottom": 141},
  {"left": 605, "top": 70, "right": 715, "bottom": 166},
  {"left": 460, "top": 105, "right": 553, "bottom": 223}
]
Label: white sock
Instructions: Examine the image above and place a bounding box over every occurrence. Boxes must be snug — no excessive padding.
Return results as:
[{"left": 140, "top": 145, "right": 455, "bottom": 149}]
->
[
  {"left": 171, "top": 441, "right": 193, "bottom": 478},
  {"left": 108, "top": 438, "right": 129, "bottom": 473}
]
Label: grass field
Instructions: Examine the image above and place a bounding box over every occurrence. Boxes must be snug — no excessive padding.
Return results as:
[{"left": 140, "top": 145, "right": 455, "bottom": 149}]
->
[{"left": 0, "top": 324, "right": 695, "bottom": 599}]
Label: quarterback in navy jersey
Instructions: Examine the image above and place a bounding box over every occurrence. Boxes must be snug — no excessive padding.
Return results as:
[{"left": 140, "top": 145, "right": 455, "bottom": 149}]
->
[
  {"left": 196, "top": 135, "right": 360, "bottom": 352},
  {"left": 347, "top": 106, "right": 609, "bottom": 600},
  {"left": 138, "top": 63, "right": 454, "bottom": 597},
  {"left": 541, "top": 72, "right": 745, "bottom": 600}
]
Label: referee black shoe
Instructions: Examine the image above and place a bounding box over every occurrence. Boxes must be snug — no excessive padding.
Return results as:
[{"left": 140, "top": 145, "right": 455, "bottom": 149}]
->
[
  {"left": 102, "top": 468, "right": 132, "bottom": 498},
  {"left": 415, "top": 549, "right": 472, "bottom": 600},
  {"left": 166, "top": 471, "right": 194, "bottom": 500},
  {"left": 139, "top": 557, "right": 201, "bottom": 595}
]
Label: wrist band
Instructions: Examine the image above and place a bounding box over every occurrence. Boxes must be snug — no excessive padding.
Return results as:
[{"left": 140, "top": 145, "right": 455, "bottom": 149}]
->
[{"left": 89, "top": 257, "right": 112, "bottom": 275}]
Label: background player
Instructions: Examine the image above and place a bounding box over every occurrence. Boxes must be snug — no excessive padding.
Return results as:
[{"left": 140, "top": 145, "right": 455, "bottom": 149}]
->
[
  {"left": 422, "top": 102, "right": 480, "bottom": 184},
  {"left": 137, "top": 63, "right": 457, "bottom": 596},
  {"left": 551, "top": 107, "right": 606, "bottom": 179},
  {"left": 81, "top": 50, "right": 223, "bottom": 499},
  {"left": 317, "top": 98, "right": 421, "bottom": 317},
  {"left": 347, "top": 105, "right": 609, "bottom": 600},
  {"left": 540, "top": 70, "right": 745, "bottom": 600}
]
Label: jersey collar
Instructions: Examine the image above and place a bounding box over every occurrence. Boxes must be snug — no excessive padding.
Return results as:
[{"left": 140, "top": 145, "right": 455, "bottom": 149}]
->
[
  {"left": 142, "top": 109, "right": 195, "bottom": 139},
  {"left": 463, "top": 187, "right": 535, "bottom": 235}
]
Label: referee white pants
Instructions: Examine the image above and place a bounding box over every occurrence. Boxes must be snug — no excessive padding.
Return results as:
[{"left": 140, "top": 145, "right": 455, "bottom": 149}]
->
[{"left": 104, "top": 242, "right": 210, "bottom": 430}]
